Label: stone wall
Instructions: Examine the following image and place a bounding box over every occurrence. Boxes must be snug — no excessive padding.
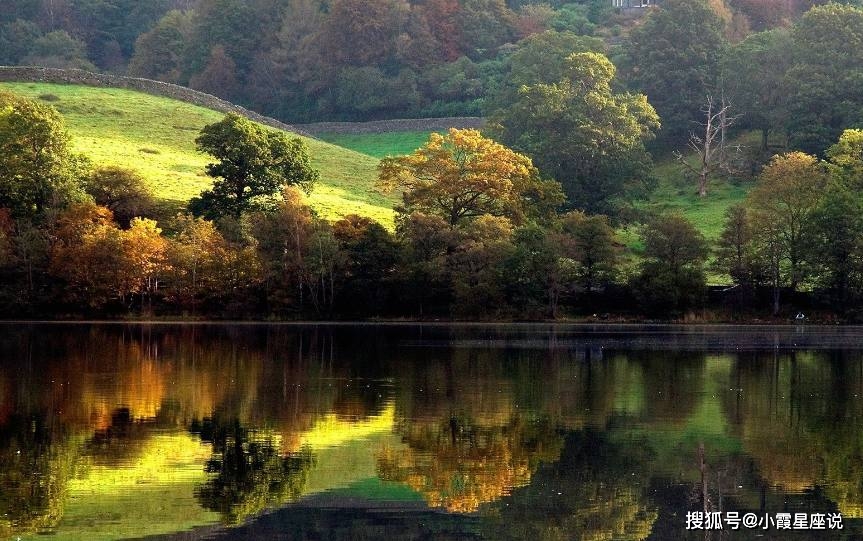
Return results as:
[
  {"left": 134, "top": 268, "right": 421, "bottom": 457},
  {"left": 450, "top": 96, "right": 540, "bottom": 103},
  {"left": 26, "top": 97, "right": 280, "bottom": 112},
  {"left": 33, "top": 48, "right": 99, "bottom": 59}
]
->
[
  {"left": 0, "top": 66, "right": 312, "bottom": 137},
  {"left": 0, "top": 66, "right": 487, "bottom": 139}
]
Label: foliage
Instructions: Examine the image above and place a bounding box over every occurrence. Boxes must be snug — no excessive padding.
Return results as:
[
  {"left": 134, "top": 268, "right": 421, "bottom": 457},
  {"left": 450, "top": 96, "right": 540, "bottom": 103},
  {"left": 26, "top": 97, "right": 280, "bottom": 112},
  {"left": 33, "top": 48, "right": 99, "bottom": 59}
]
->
[
  {"left": 48, "top": 203, "right": 168, "bottom": 309},
  {"left": 192, "top": 417, "right": 315, "bottom": 525},
  {"left": 21, "top": 30, "right": 96, "bottom": 70},
  {"left": 85, "top": 166, "right": 155, "bottom": 227},
  {"left": 784, "top": 3, "right": 863, "bottom": 154},
  {"left": 746, "top": 152, "right": 826, "bottom": 291},
  {"left": 128, "top": 10, "right": 195, "bottom": 83},
  {"left": 379, "top": 128, "right": 563, "bottom": 226},
  {"left": 559, "top": 210, "right": 618, "bottom": 299},
  {"left": 190, "top": 113, "right": 319, "bottom": 220},
  {"left": 632, "top": 213, "right": 709, "bottom": 314},
  {"left": 0, "top": 92, "right": 87, "bottom": 220},
  {"left": 721, "top": 29, "right": 792, "bottom": 150},
  {"left": 624, "top": 0, "right": 726, "bottom": 146},
  {"left": 489, "top": 51, "right": 659, "bottom": 214}
]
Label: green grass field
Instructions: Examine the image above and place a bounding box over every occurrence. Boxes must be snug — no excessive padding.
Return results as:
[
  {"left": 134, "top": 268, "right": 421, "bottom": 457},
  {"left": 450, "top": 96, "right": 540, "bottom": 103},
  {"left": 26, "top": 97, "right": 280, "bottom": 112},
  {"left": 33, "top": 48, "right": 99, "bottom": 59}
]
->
[
  {"left": 0, "top": 82, "right": 397, "bottom": 226},
  {"left": 315, "top": 131, "right": 434, "bottom": 159}
]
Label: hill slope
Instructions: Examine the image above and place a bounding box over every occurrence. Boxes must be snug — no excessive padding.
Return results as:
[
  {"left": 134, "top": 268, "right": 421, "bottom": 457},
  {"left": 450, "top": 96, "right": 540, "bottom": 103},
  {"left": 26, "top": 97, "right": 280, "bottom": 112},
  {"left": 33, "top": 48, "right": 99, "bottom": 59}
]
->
[{"left": 0, "top": 82, "right": 396, "bottom": 226}]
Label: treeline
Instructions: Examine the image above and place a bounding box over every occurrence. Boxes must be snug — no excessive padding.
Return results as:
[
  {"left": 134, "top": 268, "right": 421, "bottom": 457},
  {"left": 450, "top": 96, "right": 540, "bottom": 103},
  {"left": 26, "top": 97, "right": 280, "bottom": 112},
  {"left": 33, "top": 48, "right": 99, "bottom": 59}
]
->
[
  {"left": 0, "top": 0, "right": 844, "bottom": 126},
  {"left": 3, "top": 88, "right": 863, "bottom": 321}
]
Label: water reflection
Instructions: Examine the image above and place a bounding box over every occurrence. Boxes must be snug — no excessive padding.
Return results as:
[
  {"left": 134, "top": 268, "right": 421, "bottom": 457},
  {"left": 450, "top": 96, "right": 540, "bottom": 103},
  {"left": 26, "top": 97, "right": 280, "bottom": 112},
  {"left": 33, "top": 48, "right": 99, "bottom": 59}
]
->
[{"left": 0, "top": 324, "right": 862, "bottom": 539}]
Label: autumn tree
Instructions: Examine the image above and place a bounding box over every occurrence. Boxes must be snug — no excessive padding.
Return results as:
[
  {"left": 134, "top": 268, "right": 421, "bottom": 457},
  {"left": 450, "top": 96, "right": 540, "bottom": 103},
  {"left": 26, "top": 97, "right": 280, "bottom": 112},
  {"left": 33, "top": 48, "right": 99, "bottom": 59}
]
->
[
  {"left": 378, "top": 128, "right": 563, "bottom": 227},
  {"left": 488, "top": 52, "right": 659, "bottom": 214},
  {"left": 188, "top": 45, "right": 240, "bottom": 101},
  {"left": 317, "top": 0, "right": 409, "bottom": 67},
  {"left": 190, "top": 114, "right": 318, "bottom": 220},
  {"left": 746, "top": 152, "right": 827, "bottom": 314},
  {"left": 49, "top": 203, "right": 168, "bottom": 309}
]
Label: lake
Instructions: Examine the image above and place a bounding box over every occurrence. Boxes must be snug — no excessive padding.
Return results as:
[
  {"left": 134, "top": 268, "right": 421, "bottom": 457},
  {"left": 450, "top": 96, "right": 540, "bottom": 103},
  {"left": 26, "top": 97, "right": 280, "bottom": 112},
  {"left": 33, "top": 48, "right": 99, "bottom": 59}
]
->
[{"left": 1, "top": 323, "right": 863, "bottom": 540}]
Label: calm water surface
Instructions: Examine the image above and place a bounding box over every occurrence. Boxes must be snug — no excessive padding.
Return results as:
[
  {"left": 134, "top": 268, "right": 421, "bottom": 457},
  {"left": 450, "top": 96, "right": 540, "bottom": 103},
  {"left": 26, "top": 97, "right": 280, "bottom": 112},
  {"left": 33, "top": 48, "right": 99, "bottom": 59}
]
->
[{"left": 2, "top": 323, "right": 863, "bottom": 540}]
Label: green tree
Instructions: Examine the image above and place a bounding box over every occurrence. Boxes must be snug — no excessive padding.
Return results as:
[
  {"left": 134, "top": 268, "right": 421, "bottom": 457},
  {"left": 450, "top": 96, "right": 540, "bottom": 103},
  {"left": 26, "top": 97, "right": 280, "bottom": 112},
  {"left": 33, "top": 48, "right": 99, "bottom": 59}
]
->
[
  {"left": 714, "top": 204, "right": 764, "bottom": 289},
  {"left": 85, "top": 166, "right": 154, "bottom": 227},
  {"left": 458, "top": 0, "right": 517, "bottom": 60},
  {"left": 449, "top": 214, "right": 515, "bottom": 318},
  {"left": 489, "top": 51, "right": 659, "bottom": 214},
  {"left": 826, "top": 129, "right": 863, "bottom": 189},
  {"left": 190, "top": 113, "right": 318, "bottom": 220},
  {"left": 559, "top": 211, "right": 617, "bottom": 305},
  {"left": 810, "top": 182, "right": 863, "bottom": 310},
  {"left": 128, "top": 10, "right": 194, "bottom": 83},
  {"left": 21, "top": 30, "right": 96, "bottom": 70},
  {"left": 504, "top": 224, "right": 570, "bottom": 318},
  {"left": 746, "top": 152, "right": 827, "bottom": 314},
  {"left": 333, "top": 215, "right": 399, "bottom": 317},
  {"left": 632, "top": 214, "right": 709, "bottom": 315},
  {"left": 721, "top": 29, "right": 792, "bottom": 151},
  {"left": 0, "top": 19, "right": 41, "bottom": 65},
  {"left": 487, "top": 29, "right": 606, "bottom": 110},
  {"left": 193, "top": 417, "right": 314, "bottom": 526},
  {"left": 624, "top": 0, "right": 726, "bottom": 145},
  {"left": 784, "top": 4, "right": 863, "bottom": 154},
  {"left": 0, "top": 92, "right": 88, "bottom": 220},
  {"left": 378, "top": 128, "right": 563, "bottom": 227}
]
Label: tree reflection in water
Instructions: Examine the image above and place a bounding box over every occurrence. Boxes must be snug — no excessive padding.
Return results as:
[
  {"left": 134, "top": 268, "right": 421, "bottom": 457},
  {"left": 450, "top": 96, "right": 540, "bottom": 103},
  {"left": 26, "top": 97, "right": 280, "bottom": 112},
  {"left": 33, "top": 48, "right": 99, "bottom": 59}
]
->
[
  {"left": 0, "top": 413, "right": 76, "bottom": 538},
  {"left": 378, "top": 414, "right": 562, "bottom": 512},
  {"left": 191, "top": 416, "right": 315, "bottom": 525},
  {"left": 480, "top": 429, "right": 657, "bottom": 541}
]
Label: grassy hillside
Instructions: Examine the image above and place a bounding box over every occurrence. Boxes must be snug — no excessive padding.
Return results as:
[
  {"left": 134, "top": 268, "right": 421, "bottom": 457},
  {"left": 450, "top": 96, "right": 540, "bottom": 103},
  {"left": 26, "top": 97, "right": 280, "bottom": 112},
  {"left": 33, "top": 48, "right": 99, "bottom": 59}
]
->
[
  {"left": 0, "top": 82, "right": 397, "bottom": 226},
  {"left": 640, "top": 159, "right": 752, "bottom": 241},
  {"left": 315, "top": 131, "right": 434, "bottom": 159}
]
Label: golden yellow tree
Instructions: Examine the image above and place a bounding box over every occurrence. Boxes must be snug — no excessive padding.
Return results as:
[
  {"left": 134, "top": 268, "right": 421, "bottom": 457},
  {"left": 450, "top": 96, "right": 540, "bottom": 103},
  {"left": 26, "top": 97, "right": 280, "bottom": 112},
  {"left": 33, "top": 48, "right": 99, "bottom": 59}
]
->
[{"left": 378, "top": 128, "right": 562, "bottom": 227}]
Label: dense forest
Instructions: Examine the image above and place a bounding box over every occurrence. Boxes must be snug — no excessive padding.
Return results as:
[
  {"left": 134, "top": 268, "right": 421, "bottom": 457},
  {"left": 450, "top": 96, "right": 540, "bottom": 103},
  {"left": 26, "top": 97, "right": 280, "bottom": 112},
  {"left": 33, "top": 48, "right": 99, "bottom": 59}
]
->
[
  {"left": 0, "top": 0, "right": 853, "bottom": 128},
  {"left": 3, "top": 0, "right": 863, "bottom": 321}
]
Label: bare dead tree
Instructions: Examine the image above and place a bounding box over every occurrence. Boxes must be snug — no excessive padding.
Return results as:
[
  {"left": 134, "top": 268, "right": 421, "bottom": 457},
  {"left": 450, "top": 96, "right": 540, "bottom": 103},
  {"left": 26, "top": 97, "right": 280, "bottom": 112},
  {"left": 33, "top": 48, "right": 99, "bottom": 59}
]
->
[{"left": 674, "top": 95, "right": 741, "bottom": 198}]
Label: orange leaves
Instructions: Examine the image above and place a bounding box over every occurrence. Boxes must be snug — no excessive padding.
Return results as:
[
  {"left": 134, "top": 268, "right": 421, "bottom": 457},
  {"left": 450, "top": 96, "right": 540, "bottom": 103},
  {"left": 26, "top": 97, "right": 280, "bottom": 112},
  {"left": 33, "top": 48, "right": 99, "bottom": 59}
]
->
[
  {"left": 378, "top": 128, "right": 555, "bottom": 227},
  {"left": 49, "top": 203, "right": 168, "bottom": 306}
]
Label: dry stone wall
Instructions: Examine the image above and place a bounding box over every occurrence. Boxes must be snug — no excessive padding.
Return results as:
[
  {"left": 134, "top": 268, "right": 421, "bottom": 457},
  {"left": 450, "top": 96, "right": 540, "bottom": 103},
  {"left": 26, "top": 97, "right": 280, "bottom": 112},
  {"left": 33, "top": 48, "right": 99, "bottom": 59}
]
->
[{"left": 0, "top": 66, "right": 312, "bottom": 137}]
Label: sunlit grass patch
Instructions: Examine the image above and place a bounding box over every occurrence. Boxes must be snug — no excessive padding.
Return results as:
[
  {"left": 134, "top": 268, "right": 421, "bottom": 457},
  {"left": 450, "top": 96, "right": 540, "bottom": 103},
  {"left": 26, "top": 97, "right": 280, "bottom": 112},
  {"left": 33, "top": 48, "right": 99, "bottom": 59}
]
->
[{"left": 0, "top": 82, "right": 397, "bottom": 227}]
